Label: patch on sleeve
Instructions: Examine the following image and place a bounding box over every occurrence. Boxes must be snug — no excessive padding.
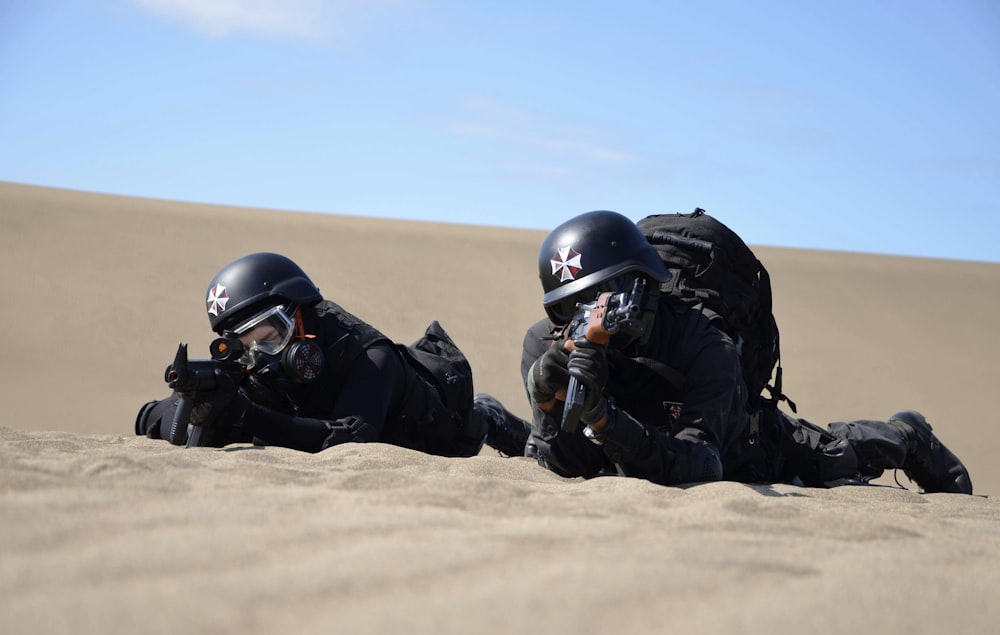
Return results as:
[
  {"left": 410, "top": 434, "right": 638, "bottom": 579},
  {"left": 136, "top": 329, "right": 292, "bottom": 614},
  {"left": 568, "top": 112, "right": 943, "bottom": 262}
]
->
[{"left": 662, "top": 401, "right": 682, "bottom": 424}]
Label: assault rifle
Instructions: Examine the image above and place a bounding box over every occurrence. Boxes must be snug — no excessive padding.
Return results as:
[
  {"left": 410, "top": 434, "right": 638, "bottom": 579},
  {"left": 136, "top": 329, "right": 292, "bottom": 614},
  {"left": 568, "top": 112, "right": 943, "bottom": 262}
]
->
[
  {"left": 561, "top": 277, "right": 647, "bottom": 433},
  {"left": 163, "top": 336, "right": 246, "bottom": 448}
]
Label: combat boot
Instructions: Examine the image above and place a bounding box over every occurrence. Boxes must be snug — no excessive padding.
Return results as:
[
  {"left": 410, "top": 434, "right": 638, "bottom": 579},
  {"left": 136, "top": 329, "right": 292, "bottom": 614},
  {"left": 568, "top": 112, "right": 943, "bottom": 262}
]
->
[
  {"left": 888, "top": 410, "right": 973, "bottom": 494},
  {"left": 473, "top": 393, "right": 531, "bottom": 457}
]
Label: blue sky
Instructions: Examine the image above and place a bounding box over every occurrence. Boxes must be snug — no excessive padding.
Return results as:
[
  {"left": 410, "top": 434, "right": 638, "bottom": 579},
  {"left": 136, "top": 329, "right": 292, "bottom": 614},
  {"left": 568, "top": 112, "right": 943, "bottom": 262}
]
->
[{"left": 2, "top": 1, "right": 998, "bottom": 262}]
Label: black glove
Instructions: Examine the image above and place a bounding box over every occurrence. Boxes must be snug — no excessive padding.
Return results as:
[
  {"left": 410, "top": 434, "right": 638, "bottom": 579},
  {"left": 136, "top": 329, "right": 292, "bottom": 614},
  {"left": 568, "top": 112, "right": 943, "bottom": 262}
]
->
[
  {"left": 527, "top": 340, "right": 571, "bottom": 407},
  {"left": 567, "top": 341, "right": 609, "bottom": 425},
  {"left": 320, "top": 416, "right": 380, "bottom": 450},
  {"left": 189, "top": 368, "right": 249, "bottom": 429}
]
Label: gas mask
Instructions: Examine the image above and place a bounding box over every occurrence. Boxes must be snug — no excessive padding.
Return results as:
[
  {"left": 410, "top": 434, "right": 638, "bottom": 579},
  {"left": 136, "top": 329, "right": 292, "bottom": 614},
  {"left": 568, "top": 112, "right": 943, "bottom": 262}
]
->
[{"left": 227, "top": 304, "right": 324, "bottom": 389}]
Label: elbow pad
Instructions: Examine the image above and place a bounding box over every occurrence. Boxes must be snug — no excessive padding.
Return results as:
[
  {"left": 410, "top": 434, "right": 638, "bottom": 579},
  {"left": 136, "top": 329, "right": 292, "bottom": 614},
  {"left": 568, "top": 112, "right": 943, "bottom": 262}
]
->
[{"left": 667, "top": 439, "right": 723, "bottom": 484}]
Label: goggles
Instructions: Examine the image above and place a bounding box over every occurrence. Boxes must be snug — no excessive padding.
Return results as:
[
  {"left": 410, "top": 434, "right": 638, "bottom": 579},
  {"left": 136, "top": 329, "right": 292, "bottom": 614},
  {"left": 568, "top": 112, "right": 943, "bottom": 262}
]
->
[
  {"left": 547, "top": 291, "right": 598, "bottom": 326},
  {"left": 231, "top": 304, "right": 295, "bottom": 364}
]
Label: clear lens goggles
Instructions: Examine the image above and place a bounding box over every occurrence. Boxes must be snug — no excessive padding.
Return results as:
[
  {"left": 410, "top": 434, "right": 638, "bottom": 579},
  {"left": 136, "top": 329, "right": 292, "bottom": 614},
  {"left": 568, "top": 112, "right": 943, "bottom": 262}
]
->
[{"left": 231, "top": 304, "right": 295, "bottom": 363}]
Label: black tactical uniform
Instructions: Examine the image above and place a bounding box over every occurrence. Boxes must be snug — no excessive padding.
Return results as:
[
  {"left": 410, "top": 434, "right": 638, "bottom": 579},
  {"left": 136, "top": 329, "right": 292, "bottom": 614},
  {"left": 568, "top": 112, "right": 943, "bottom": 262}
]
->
[
  {"left": 137, "top": 252, "right": 529, "bottom": 457},
  {"left": 523, "top": 211, "right": 973, "bottom": 494},
  {"left": 521, "top": 300, "right": 749, "bottom": 485}
]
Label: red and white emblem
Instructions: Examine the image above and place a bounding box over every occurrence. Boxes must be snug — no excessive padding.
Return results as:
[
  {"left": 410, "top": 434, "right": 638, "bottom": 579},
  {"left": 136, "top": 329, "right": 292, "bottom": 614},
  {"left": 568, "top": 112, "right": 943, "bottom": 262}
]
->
[
  {"left": 663, "top": 401, "right": 682, "bottom": 423},
  {"left": 206, "top": 283, "right": 230, "bottom": 316},
  {"left": 550, "top": 246, "right": 583, "bottom": 282}
]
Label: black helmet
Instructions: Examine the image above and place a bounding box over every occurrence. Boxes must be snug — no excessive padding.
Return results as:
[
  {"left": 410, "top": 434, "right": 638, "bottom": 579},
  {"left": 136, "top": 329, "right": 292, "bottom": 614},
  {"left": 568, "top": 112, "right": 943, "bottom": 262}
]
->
[
  {"left": 538, "top": 210, "right": 669, "bottom": 324},
  {"left": 205, "top": 252, "right": 323, "bottom": 333}
]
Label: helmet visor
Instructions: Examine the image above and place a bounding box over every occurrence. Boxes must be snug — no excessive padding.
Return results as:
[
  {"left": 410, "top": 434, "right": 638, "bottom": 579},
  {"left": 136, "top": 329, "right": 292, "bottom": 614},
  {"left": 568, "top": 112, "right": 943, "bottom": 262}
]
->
[{"left": 231, "top": 304, "right": 295, "bottom": 363}]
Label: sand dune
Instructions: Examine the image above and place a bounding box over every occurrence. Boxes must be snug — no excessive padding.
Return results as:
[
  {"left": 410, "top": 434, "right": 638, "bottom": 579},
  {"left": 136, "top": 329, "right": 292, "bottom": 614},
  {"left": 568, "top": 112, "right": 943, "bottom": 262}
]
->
[{"left": 2, "top": 181, "right": 999, "bottom": 634}]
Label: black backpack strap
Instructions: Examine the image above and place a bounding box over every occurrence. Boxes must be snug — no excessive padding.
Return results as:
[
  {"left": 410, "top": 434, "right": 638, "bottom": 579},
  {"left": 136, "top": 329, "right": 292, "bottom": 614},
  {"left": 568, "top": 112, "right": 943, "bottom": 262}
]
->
[
  {"left": 763, "top": 363, "right": 797, "bottom": 413},
  {"left": 633, "top": 356, "right": 686, "bottom": 388},
  {"left": 611, "top": 352, "right": 686, "bottom": 392}
]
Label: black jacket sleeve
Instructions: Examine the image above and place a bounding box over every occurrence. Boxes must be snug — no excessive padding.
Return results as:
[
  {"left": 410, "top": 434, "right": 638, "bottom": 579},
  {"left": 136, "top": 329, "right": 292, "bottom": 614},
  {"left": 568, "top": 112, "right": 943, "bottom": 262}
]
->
[
  {"left": 521, "top": 318, "right": 611, "bottom": 478},
  {"left": 521, "top": 307, "right": 743, "bottom": 486},
  {"left": 243, "top": 344, "right": 406, "bottom": 452}
]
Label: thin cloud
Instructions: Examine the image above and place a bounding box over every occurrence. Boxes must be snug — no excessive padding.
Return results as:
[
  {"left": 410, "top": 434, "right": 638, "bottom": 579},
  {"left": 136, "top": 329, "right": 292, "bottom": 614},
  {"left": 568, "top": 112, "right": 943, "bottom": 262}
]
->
[
  {"left": 131, "top": 0, "right": 346, "bottom": 41},
  {"left": 497, "top": 162, "right": 576, "bottom": 178},
  {"left": 530, "top": 136, "right": 635, "bottom": 163},
  {"left": 444, "top": 96, "right": 639, "bottom": 163}
]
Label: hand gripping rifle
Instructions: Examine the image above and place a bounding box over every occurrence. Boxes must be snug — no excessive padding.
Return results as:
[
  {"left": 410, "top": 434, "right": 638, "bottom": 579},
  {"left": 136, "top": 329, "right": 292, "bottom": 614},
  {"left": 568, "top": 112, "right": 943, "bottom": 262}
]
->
[
  {"left": 561, "top": 277, "right": 647, "bottom": 433},
  {"left": 163, "top": 336, "right": 246, "bottom": 448}
]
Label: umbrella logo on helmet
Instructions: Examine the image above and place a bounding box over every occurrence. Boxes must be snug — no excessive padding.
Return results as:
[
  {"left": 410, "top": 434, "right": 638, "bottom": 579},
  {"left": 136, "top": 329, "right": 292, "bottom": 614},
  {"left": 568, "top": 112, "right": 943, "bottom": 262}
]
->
[
  {"left": 206, "top": 283, "right": 230, "bottom": 316},
  {"left": 550, "top": 246, "right": 583, "bottom": 282}
]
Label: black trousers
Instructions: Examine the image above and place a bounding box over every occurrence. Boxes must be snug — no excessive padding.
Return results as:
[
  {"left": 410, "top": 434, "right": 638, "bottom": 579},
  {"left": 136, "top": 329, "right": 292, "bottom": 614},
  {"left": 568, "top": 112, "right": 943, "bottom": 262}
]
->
[{"left": 759, "top": 408, "right": 908, "bottom": 487}]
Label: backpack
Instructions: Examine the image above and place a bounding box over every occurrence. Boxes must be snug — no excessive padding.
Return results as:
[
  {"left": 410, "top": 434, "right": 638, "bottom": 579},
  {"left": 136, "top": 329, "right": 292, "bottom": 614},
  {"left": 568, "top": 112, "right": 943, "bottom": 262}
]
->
[{"left": 636, "top": 208, "right": 795, "bottom": 411}]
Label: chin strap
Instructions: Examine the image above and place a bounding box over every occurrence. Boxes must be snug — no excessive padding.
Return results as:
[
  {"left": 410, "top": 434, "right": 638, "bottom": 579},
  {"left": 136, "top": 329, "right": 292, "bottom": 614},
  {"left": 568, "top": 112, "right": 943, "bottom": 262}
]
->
[{"left": 293, "top": 306, "right": 318, "bottom": 342}]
